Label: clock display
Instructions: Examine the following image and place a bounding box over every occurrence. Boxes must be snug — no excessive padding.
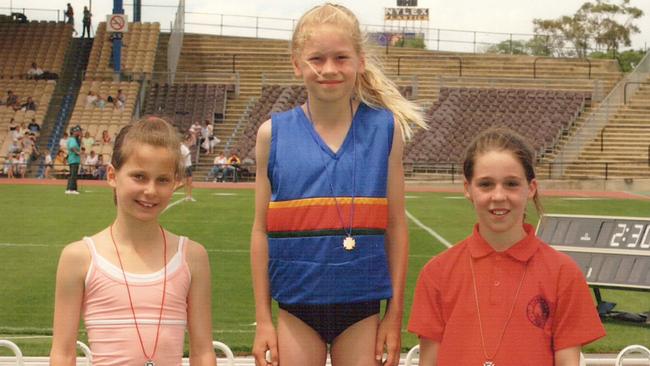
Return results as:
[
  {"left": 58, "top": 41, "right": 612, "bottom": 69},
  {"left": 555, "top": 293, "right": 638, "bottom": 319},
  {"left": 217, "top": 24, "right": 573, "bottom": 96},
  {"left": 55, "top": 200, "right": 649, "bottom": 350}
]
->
[{"left": 537, "top": 214, "right": 650, "bottom": 290}]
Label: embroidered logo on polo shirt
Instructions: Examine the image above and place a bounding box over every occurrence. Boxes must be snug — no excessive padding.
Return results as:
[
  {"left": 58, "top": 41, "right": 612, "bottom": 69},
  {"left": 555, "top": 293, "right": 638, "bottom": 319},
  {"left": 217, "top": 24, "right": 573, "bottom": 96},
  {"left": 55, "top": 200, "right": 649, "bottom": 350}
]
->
[{"left": 527, "top": 295, "right": 550, "bottom": 328}]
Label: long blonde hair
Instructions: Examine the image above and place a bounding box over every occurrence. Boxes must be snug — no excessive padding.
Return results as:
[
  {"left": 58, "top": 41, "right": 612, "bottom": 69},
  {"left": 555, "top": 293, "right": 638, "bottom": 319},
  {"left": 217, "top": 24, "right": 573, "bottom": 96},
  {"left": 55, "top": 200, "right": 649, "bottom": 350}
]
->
[{"left": 291, "top": 3, "right": 426, "bottom": 140}]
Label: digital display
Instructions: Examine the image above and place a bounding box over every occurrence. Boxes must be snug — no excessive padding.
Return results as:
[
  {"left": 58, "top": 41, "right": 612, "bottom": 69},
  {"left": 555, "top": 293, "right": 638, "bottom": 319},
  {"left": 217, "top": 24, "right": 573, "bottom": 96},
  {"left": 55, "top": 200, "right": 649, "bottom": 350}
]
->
[{"left": 537, "top": 214, "right": 650, "bottom": 290}]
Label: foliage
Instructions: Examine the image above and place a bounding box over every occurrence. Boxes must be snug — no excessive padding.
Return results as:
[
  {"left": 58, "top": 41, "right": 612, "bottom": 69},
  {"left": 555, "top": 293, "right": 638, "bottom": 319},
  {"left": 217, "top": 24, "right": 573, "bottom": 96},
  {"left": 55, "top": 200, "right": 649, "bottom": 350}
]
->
[
  {"left": 397, "top": 37, "right": 426, "bottom": 49},
  {"left": 532, "top": 0, "right": 643, "bottom": 57},
  {"left": 590, "top": 49, "right": 647, "bottom": 72}
]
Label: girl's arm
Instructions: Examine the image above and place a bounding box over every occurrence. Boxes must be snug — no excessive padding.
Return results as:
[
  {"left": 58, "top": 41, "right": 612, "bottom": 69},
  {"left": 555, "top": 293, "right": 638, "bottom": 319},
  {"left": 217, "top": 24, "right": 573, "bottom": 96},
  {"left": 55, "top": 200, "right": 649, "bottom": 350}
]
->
[
  {"left": 418, "top": 338, "right": 439, "bottom": 366},
  {"left": 186, "top": 241, "right": 217, "bottom": 366},
  {"left": 554, "top": 346, "right": 581, "bottom": 366},
  {"left": 375, "top": 125, "right": 408, "bottom": 366},
  {"left": 49, "top": 242, "right": 89, "bottom": 366},
  {"left": 250, "top": 120, "right": 278, "bottom": 366}
]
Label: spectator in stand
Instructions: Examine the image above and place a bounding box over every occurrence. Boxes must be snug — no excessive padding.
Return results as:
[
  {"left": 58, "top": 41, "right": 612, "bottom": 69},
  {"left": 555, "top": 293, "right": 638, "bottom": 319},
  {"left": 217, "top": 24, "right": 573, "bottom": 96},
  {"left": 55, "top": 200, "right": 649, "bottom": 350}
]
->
[
  {"left": 79, "top": 147, "right": 87, "bottom": 173},
  {"left": 94, "top": 93, "right": 106, "bottom": 109},
  {"left": 8, "top": 138, "right": 20, "bottom": 154},
  {"left": 84, "top": 149, "right": 98, "bottom": 175},
  {"left": 64, "top": 3, "right": 76, "bottom": 35},
  {"left": 41, "top": 148, "right": 53, "bottom": 179},
  {"left": 115, "top": 89, "right": 126, "bottom": 110},
  {"left": 3, "top": 155, "right": 14, "bottom": 177},
  {"left": 28, "top": 118, "right": 40, "bottom": 136},
  {"left": 81, "top": 131, "right": 95, "bottom": 151},
  {"left": 207, "top": 152, "right": 227, "bottom": 182},
  {"left": 18, "top": 122, "right": 28, "bottom": 136},
  {"left": 27, "top": 62, "right": 44, "bottom": 80},
  {"left": 93, "top": 153, "right": 106, "bottom": 180},
  {"left": 59, "top": 132, "right": 69, "bottom": 153},
  {"left": 101, "top": 129, "right": 111, "bottom": 144},
  {"left": 225, "top": 152, "right": 241, "bottom": 182},
  {"left": 181, "top": 134, "right": 195, "bottom": 201},
  {"left": 5, "top": 90, "right": 18, "bottom": 109},
  {"left": 8, "top": 118, "right": 18, "bottom": 140},
  {"left": 85, "top": 91, "right": 97, "bottom": 108},
  {"left": 54, "top": 149, "right": 67, "bottom": 174},
  {"left": 21, "top": 132, "right": 34, "bottom": 156},
  {"left": 16, "top": 151, "right": 27, "bottom": 178},
  {"left": 81, "top": 6, "right": 92, "bottom": 38},
  {"left": 20, "top": 96, "right": 37, "bottom": 111},
  {"left": 189, "top": 121, "right": 201, "bottom": 146}
]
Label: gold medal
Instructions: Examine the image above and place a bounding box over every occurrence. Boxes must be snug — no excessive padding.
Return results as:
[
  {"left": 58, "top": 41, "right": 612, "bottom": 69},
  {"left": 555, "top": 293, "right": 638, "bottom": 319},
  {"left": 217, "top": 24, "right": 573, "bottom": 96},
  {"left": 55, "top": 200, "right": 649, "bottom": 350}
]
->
[
  {"left": 145, "top": 361, "right": 155, "bottom": 366},
  {"left": 343, "top": 236, "right": 356, "bottom": 251}
]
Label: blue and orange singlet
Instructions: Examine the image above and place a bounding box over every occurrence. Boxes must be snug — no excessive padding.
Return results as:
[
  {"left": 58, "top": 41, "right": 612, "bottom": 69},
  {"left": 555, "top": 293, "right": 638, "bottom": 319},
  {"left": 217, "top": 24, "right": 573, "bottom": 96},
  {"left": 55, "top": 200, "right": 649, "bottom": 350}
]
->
[{"left": 267, "top": 103, "right": 394, "bottom": 305}]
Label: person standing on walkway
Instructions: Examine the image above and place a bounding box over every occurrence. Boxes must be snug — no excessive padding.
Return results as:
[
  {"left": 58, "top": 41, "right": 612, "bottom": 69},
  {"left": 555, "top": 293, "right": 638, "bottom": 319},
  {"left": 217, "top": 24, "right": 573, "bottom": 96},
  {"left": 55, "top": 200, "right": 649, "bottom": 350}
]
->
[
  {"left": 81, "top": 6, "right": 92, "bottom": 38},
  {"left": 66, "top": 125, "right": 82, "bottom": 194}
]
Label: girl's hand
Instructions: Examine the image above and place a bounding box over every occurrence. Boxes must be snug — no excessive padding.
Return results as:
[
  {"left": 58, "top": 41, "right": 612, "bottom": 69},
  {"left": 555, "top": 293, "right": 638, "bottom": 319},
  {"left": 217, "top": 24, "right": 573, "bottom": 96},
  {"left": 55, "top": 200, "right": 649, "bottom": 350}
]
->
[
  {"left": 375, "top": 312, "right": 402, "bottom": 366},
  {"left": 253, "top": 321, "right": 278, "bottom": 366}
]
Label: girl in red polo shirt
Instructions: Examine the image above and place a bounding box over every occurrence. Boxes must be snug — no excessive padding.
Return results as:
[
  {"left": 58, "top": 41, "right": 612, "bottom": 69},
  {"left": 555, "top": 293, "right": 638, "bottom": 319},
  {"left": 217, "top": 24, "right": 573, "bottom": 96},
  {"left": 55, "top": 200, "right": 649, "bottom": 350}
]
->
[{"left": 408, "top": 127, "right": 605, "bottom": 366}]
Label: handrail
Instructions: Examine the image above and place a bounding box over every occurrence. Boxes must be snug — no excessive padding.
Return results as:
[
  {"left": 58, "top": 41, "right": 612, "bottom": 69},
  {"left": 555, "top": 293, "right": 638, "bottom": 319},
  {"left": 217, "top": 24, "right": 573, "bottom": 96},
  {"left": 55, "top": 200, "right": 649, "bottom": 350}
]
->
[
  {"left": 395, "top": 55, "right": 462, "bottom": 76},
  {"left": 0, "top": 340, "right": 24, "bottom": 366},
  {"left": 534, "top": 57, "right": 592, "bottom": 79},
  {"left": 623, "top": 82, "right": 650, "bottom": 104},
  {"left": 212, "top": 341, "right": 235, "bottom": 366},
  {"left": 551, "top": 50, "right": 650, "bottom": 177}
]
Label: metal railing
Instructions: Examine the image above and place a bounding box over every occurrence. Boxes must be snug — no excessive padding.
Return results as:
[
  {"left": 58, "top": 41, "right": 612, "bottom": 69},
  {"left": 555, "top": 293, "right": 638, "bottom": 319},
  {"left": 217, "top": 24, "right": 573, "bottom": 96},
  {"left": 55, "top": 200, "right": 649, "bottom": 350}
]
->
[
  {"left": 552, "top": 50, "right": 650, "bottom": 177},
  {"left": 4, "top": 6, "right": 638, "bottom": 56}
]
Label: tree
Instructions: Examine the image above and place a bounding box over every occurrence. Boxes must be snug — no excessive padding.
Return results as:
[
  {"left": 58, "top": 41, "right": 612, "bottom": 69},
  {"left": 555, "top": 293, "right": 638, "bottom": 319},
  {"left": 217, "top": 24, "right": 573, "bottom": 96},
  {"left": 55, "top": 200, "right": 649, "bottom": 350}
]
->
[
  {"left": 532, "top": 0, "right": 643, "bottom": 57},
  {"left": 485, "top": 40, "right": 528, "bottom": 55}
]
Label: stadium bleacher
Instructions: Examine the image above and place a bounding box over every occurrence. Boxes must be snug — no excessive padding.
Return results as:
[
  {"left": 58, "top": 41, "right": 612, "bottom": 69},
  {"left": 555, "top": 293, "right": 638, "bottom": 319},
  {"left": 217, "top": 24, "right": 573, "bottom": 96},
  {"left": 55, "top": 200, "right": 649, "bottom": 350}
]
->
[
  {"left": 404, "top": 87, "right": 590, "bottom": 165},
  {"left": 0, "top": 21, "right": 72, "bottom": 79}
]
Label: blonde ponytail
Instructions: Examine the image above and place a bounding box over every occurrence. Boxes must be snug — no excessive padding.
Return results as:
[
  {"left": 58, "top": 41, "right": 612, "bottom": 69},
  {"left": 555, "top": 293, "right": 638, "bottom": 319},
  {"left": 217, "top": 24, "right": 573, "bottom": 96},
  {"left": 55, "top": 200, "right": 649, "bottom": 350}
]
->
[{"left": 355, "top": 54, "right": 426, "bottom": 140}]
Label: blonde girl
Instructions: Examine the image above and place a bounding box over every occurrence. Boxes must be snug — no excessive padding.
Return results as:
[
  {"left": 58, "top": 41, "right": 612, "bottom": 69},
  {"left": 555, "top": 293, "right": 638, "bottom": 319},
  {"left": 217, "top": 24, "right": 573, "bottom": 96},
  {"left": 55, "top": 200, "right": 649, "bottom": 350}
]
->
[
  {"left": 50, "top": 117, "right": 216, "bottom": 366},
  {"left": 251, "top": 3, "right": 425, "bottom": 366}
]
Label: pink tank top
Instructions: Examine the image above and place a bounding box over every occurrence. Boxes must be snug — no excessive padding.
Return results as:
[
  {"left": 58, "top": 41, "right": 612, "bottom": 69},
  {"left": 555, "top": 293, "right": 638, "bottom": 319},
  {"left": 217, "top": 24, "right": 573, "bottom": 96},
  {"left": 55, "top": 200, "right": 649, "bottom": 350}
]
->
[{"left": 82, "top": 236, "right": 191, "bottom": 366}]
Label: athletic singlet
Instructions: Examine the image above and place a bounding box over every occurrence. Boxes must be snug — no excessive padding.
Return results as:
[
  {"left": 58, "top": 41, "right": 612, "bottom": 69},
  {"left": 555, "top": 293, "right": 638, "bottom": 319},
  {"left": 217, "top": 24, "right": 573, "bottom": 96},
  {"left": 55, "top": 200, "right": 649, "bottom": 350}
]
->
[
  {"left": 82, "top": 236, "right": 190, "bottom": 366},
  {"left": 267, "top": 103, "right": 394, "bottom": 305}
]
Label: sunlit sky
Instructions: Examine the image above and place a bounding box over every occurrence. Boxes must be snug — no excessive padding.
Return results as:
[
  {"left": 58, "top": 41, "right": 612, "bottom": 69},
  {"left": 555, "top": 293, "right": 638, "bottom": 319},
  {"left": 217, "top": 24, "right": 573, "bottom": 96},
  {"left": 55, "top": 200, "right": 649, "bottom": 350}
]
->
[{"left": 4, "top": 0, "right": 648, "bottom": 52}]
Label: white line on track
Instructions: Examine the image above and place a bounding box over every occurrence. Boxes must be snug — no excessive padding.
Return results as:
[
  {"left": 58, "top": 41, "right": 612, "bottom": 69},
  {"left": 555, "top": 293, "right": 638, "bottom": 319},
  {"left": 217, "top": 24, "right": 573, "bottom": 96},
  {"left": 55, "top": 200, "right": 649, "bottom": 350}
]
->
[
  {"left": 405, "top": 210, "right": 452, "bottom": 248},
  {"left": 162, "top": 197, "right": 186, "bottom": 213},
  {"left": 0, "top": 243, "right": 53, "bottom": 248}
]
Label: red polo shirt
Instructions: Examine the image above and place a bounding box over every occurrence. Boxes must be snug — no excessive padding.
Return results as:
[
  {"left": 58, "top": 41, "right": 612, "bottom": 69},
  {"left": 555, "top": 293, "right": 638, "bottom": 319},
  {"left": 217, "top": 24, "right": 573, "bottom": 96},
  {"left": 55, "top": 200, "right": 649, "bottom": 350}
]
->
[{"left": 408, "top": 224, "right": 605, "bottom": 365}]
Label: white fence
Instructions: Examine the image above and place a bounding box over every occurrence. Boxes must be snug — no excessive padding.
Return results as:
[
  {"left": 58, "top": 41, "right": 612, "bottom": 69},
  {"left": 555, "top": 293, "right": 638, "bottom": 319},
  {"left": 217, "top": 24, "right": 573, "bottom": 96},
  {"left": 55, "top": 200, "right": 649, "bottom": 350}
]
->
[{"left": 2, "top": 340, "right": 649, "bottom": 366}]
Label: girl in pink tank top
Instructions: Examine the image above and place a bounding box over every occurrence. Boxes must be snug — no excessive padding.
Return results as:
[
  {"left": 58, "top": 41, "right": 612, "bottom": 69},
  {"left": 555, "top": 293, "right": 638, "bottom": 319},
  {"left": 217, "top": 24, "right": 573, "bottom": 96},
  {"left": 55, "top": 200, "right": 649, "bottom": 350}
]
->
[{"left": 50, "top": 117, "right": 217, "bottom": 366}]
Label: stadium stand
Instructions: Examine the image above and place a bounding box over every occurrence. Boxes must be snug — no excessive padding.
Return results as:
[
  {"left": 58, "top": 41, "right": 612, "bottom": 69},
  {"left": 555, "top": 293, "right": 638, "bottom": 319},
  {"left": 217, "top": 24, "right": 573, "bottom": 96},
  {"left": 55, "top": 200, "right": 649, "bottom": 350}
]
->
[
  {"left": 0, "top": 80, "right": 56, "bottom": 158},
  {"left": 403, "top": 87, "right": 590, "bottom": 165},
  {"left": 0, "top": 21, "right": 72, "bottom": 79},
  {"left": 85, "top": 22, "right": 160, "bottom": 80},
  {"left": 229, "top": 85, "right": 307, "bottom": 160},
  {"left": 563, "top": 80, "right": 650, "bottom": 179},
  {"left": 156, "top": 34, "right": 623, "bottom": 181},
  {"left": 143, "top": 82, "right": 230, "bottom": 132},
  {"left": 66, "top": 80, "right": 139, "bottom": 159}
]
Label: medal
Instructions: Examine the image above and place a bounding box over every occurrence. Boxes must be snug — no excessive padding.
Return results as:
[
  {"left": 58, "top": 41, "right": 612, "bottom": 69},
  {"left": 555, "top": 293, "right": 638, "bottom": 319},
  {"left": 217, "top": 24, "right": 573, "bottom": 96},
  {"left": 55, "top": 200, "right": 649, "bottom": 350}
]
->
[
  {"left": 343, "top": 236, "right": 356, "bottom": 251},
  {"left": 306, "top": 99, "right": 358, "bottom": 252},
  {"left": 145, "top": 361, "right": 155, "bottom": 366},
  {"left": 483, "top": 362, "right": 495, "bottom": 366}
]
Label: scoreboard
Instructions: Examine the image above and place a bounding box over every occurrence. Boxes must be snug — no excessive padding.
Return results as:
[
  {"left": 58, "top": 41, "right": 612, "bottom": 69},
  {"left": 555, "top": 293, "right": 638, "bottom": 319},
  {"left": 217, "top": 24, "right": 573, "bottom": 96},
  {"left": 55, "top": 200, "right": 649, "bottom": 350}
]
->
[{"left": 537, "top": 214, "right": 650, "bottom": 290}]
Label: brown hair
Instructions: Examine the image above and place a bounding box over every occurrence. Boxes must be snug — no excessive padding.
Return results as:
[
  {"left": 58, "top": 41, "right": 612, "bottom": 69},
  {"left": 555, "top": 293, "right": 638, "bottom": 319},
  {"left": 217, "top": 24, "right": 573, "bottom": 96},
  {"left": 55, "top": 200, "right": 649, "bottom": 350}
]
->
[
  {"left": 291, "top": 3, "right": 426, "bottom": 140},
  {"left": 462, "top": 126, "right": 543, "bottom": 215},
  {"left": 112, "top": 116, "right": 184, "bottom": 179}
]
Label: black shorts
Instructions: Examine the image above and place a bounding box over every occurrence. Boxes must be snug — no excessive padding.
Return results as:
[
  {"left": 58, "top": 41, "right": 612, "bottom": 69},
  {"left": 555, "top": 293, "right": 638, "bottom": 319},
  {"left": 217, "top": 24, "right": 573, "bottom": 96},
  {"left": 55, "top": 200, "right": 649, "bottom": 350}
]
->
[
  {"left": 278, "top": 300, "right": 380, "bottom": 344},
  {"left": 185, "top": 166, "right": 192, "bottom": 177}
]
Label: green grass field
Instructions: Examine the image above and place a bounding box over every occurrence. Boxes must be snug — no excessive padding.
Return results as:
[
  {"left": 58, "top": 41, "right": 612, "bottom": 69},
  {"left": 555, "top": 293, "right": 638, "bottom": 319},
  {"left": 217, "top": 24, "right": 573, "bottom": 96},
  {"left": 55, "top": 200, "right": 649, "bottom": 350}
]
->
[{"left": 0, "top": 184, "right": 648, "bottom": 356}]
